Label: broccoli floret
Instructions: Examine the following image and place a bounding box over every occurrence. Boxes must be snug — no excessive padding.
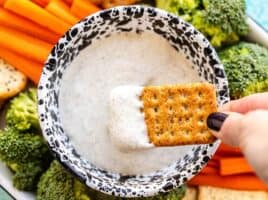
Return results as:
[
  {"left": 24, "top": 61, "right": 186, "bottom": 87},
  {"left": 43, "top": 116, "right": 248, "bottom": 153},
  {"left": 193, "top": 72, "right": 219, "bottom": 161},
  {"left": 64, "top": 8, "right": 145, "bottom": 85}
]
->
[
  {"left": 0, "top": 88, "right": 53, "bottom": 191},
  {"left": 219, "top": 42, "right": 268, "bottom": 99},
  {"left": 6, "top": 88, "right": 40, "bottom": 132},
  {"left": 37, "top": 160, "right": 91, "bottom": 200},
  {"left": 0, "top": 128, "right": 52, "bottom": 191},
  {"left": 8, "top": 162, "right": 44, "bottom": 191},
  {"left": 156, "top": 0, "right": 248, "bottom": 47},
  {"left": 202, "top": 0, "right": 248, "bottom": 36},
  {"left": 191, "top": 10, "right": 240, "bottom": 47},
  {"left": 94, "top": 185, "right": 186, "bottom": 200},
  {"left": 38, "top": 160, "right": 186, "bottom": 200},
  {"left": 156, "top": 0, "right": 200, "bottom": 21},
  {"left": 0, "top": 128, "right": 48, "bottom": 164}
]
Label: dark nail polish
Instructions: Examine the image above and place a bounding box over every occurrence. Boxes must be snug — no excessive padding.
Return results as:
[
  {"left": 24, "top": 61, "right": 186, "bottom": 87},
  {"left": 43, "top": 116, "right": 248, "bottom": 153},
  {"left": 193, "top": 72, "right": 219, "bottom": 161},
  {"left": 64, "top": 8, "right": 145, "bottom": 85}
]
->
[{"left": 207, "top": 112, "right": 228, "bottom": 131}]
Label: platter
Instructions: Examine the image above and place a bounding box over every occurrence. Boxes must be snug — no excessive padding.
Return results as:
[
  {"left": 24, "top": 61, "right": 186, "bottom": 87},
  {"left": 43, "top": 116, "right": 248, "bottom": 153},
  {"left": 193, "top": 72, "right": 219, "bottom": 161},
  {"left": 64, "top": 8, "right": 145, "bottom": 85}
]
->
[{"left": 0, "top": 4, "right": 267, "bottom": 200}]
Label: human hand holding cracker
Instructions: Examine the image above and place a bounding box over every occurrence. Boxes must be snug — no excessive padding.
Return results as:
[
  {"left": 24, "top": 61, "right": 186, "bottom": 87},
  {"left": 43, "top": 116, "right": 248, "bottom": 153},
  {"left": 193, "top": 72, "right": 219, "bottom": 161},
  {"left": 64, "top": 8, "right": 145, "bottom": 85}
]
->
[{"left": 207, "top": 92, "right": 268, "bottom": 184}]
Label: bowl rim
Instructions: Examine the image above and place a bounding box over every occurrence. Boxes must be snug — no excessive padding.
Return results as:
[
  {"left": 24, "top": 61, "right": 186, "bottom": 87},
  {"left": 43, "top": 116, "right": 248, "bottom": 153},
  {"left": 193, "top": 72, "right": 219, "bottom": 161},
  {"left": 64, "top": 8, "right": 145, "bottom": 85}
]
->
[{"left": 38, "top": 5, "right": 230, "bottom": 197}]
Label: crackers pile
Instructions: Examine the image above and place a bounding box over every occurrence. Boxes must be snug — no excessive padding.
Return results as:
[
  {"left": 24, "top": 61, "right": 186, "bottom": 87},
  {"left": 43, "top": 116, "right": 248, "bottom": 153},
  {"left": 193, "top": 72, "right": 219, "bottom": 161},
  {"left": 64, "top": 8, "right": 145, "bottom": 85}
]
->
[{"left": 141, "top": 82, "right": 217, "bottom": 146}]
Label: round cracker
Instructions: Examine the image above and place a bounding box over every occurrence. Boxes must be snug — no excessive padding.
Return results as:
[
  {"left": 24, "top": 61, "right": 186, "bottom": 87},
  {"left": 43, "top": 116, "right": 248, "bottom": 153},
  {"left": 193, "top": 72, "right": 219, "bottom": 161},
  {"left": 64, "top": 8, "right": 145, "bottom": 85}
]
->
[{"left": 0, "top": 59, "right": 27, "bottom": 100}]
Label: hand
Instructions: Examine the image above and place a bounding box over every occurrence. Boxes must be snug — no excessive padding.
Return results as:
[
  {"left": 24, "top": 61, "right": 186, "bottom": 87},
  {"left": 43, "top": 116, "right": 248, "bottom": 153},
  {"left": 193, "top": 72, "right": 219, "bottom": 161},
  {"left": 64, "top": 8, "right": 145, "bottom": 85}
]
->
[{"left": 207, "top": 92, "right": 268, "bottom": 183}]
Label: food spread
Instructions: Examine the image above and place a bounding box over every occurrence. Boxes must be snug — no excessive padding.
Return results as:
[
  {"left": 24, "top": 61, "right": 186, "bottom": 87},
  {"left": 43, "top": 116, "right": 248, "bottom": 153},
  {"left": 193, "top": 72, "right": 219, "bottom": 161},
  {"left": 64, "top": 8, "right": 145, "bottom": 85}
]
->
[{"left": 59, "top": 31, "right": 201, "bottom": 174}]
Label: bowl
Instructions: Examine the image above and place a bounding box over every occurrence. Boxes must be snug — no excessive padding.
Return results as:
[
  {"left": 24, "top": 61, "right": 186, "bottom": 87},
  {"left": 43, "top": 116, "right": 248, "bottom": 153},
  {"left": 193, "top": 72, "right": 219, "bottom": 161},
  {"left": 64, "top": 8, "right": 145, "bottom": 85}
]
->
[{"left": 38, "top": 5, "right": 229, "bottom": 198}]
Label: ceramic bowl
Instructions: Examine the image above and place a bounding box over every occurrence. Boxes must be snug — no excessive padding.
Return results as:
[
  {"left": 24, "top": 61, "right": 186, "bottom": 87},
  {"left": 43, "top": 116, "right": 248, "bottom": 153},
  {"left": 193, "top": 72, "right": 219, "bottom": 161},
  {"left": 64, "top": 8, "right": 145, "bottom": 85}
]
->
[{"left": 38, "top": 5, "right": 229, "bottom": 198}]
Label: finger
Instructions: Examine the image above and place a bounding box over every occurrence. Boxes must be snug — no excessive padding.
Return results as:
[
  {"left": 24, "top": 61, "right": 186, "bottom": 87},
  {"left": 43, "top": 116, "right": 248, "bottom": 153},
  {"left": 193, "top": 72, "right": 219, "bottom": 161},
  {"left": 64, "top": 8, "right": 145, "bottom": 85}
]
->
[
  {"left": 208, "top": 111, "right": 268, "bottom": 183},
  {"left": 217, "top": 112, "right": 245, "bottom": 146},
  {"left": 207, "top": 112, "right": 243, "bottom": 146},
  {"left": 220, "top": 92, "right": 268, "bottom": 113}
]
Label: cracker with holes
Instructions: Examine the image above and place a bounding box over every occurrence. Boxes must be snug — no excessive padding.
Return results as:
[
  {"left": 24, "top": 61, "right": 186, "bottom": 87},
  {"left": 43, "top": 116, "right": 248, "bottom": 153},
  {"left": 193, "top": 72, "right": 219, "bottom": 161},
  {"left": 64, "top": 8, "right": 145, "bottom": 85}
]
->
[
  {"left": 0, "top": 59, "right": 27, "bottom": 100},
  {"left": 109, "top": 82, "right": 217, "bottom": 151},
  {"left": 141, "top": 82, "right": 217, "bottom": 146}
]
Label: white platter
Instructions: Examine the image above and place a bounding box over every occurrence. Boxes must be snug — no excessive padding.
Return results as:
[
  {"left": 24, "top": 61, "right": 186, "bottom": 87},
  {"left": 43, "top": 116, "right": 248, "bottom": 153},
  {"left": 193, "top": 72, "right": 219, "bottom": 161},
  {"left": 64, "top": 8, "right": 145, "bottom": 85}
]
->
[{"left": 0, "top": 17, "right": 267, "bottom": 200}]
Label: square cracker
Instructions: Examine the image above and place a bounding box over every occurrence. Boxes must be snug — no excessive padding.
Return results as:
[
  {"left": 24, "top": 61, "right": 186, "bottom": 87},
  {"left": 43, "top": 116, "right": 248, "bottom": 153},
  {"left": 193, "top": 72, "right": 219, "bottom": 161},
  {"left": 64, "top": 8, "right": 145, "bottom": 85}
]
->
[
  {"left": 141, "top": 82, "right": 217, "bottom": 146},
  {"left": 198, "top": 186, "right": 268, "bottom": 200}
]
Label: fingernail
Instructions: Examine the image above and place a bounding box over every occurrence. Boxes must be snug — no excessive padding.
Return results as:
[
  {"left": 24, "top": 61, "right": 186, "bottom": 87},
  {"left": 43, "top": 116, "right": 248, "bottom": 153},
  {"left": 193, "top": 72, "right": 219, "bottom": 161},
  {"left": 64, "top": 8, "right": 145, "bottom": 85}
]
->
[{"left": 207, "top": 112, "right": 228, "bottom": 131}]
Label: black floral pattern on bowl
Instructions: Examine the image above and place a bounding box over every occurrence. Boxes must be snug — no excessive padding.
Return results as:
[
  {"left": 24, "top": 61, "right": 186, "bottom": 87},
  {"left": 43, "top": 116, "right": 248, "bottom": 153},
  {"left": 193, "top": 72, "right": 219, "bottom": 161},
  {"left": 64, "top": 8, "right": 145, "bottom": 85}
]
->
[{"left": 38, "top": 5, "right": 229, "bottom": 198}]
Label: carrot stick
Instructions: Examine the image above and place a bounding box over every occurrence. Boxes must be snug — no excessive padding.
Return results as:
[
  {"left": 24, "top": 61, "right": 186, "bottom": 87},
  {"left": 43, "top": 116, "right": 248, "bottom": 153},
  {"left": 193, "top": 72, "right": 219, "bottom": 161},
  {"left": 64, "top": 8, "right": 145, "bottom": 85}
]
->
[
  {"left": 188, "top": 174, "right": 268, "bottom": 191},
  {"left": 0, "top": 8, "right": 60, "bottom": 44},
  {"left": 4, "top": 0, "right": 71, "bottom": 35},
  {"left": 0, "top": 0, "right": 6, "bottom": 5},
  {"left": 70, "top": 0, "right": 100, "bottom": 19},
  {"left": 0, "top": 48, "right": 43, "bottom": 84},
  {"left": 200, "top": 165, "right": 218, "bottom": 175},
  {"left": 31, "top": 0, "right": 49, "bottom": 7},
  {"left": 210, "top": 155, "right": 221, "bottom": 161},
  {"left": 0, "top": 26, "right": 52, "bottom": 63},
  {"left": 217, "top": 143, "right": 242, "bottom": 156},
  {"left": 220, "top": 157, "right": 254, "bottom": 176},
  {"left": 207, "top": 159, "right": 219, "bottom": 168},
  {"left": 63, "top": 0, "right": 72, "bottom": 6},
  {"left": 45, "top": 0, "right": 79, "bottom": 24}
]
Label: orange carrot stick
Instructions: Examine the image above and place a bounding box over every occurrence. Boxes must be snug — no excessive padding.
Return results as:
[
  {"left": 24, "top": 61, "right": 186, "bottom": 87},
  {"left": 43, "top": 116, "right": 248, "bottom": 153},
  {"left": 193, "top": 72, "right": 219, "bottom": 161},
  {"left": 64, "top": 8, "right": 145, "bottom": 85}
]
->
[
  {"left": 0, "top": 8, "right": 60, "bottom": 44},
  {"left": 0, "top": 48, "right": 43, "bottom": 84},
  {"left": 188, "top": 174, "right": 268, "bottom": 191},
  {"left": 207, "top": 159, "right": 219, "bottom": 168},
  {"left": 31, "top": 0, "right": 49, "bottom": 7},
  {"left": 4, "top": 0, "right": 71, "bottom": 35},
  {"left": 0, "top": 26, "right": 52, "bottom": 63},
  {"left": 45, "top": 0, "right": 79, "bottom": 24},
  {"left": 210, "top": 155, "right": 221, "bottom": 161},
  {"left": 200, "top": 165, "right": 218, "bottom": 175},
  {"left": 217, "top": 143, "right": 242, "bottom": 156},
  {"left": 70, "top": 0, "right": 100, "bottom": 19},
  {"left": 0, "top": 0, "right": 6, "bottom": 5},
  {"left": 220, "top": 157, "right": 254, "bottom": 176},
  {"left": 63, "top": 0, "right": 72, "bottom": 5}
]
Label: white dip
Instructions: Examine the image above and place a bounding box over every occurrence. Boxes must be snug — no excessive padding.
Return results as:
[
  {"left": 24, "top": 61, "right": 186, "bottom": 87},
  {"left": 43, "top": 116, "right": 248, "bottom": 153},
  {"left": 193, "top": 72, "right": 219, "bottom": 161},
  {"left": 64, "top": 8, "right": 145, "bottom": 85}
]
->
[
  {"left": 59, "top": 32, "right": 201, "bottom": 175},
  {"left": 109, "top": 86, "right": 153, "bottom": 152}
]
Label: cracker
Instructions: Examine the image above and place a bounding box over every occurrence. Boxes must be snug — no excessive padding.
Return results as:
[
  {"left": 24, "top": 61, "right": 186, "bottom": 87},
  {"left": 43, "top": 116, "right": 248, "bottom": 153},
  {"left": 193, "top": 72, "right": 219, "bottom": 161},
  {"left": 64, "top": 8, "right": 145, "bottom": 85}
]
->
[
  {"left": 182, "top": 187, "right": 198, "bottom": 200},
  {"left": 141, "top": 82, "right": 217, "bottom": 146},
  {"left": 198, "top": 186, "right": 268, "bottom": 200},
  {"left": 0, "top": 59, "right": 27, "bottom": 100}
]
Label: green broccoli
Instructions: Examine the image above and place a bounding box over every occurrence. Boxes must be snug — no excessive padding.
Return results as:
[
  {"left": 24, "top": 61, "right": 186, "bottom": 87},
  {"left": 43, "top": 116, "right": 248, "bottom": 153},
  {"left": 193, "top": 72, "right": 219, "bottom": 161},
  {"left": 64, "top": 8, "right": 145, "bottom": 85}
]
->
[
  {"left": 37, "top": 160, "right": 91, "bottom": 200},
  {"left": 9, "top": 161, "right": 44, "bottom": 191},
  {"left": 219, "top": 42, "right": 268, "bottom": 99},
  {"left": 0, "top": 128, "right": 48, "bottom": 164},
  {"left": 202, "top": 0, "right": 248, "bottom": 36},
  {"left": 0, "top": 128, "right": 52, "bottom": 191},
  {"left": 156, "top": 0, "right": 200, "bottom": 21},
  {"left": 6, "top": 88, "right": 40, "bottom": 132},
  {"left": 191, "top": 10, "right": 240, "bottom": 47},
  {"left": 37, "top": 160, "right": 186, "bottom": 200},
  {"left": 155, "top": 0, "right": 249, "bottom": 47}
]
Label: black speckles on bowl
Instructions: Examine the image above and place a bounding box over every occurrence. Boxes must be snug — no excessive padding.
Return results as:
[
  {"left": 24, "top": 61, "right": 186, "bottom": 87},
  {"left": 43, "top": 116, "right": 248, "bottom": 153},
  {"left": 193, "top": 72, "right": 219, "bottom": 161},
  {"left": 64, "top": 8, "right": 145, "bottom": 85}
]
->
[{"left": 38, "top": 6, "right": 229, "bottom": 198}]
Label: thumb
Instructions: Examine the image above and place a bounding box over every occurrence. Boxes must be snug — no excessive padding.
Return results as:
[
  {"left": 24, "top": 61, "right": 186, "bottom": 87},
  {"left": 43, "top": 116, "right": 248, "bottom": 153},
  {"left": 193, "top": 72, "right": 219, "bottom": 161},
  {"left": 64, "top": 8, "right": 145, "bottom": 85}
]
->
[
  {"left": 207, "top": 112, "right": 244, "bottom": 146},
  {"left": 208, "top": 111, "right": 268, "bottom": 183}
]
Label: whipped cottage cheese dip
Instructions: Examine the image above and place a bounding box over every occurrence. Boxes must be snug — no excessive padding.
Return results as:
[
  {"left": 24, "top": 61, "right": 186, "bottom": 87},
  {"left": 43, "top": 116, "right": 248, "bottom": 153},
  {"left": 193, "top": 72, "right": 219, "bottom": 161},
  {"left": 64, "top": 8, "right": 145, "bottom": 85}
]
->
[
  {"left": 59, "top": 32, "right": 202, "bottom": 175},
  {"left": 109, "top": 86, "right": 153, "bottom": 152}
]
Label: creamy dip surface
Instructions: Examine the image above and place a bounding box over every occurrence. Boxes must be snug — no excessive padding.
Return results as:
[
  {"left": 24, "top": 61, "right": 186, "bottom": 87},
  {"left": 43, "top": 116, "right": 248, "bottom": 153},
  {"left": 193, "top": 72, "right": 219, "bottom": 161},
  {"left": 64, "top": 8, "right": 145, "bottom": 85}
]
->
[
  {"left": 59, "top": 32, "right": 201, "bottom": 175},
  {"left": 109, "top": 85, "right": 154, "bottom": 152}
]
